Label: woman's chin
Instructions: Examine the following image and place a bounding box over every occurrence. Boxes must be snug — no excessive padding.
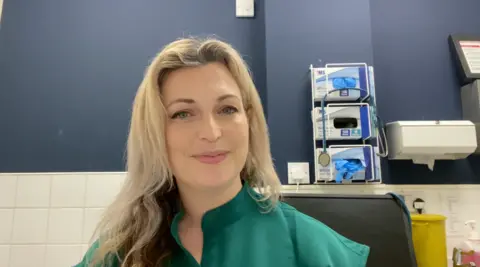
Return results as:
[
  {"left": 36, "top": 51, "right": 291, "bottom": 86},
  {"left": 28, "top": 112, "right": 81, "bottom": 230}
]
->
[
  {"left": 197, "top": 177, "right": 236, "bottom": 189},
  {"left": 188, "top": 173, "right": 240, "bottom": 191}
]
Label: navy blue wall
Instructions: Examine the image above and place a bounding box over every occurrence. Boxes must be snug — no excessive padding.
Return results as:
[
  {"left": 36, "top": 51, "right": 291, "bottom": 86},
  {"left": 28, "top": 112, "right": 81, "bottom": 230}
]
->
[
  {"left": 1, "top": 0, "right": 480, "bottom": 184},
  {"left": 0, "top": 0, "right": 266, "bottom": 172},
  {"left": 370, "top": 0, "right": 480, "bottom": 183}
]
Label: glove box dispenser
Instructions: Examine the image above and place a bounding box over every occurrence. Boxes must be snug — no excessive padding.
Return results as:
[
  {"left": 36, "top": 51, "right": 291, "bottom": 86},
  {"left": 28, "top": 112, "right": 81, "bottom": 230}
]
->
[
  {"left": 316, "top": 145, "right": 375, "bottom": 183},
  {"left": 313, "top": 103, "right": 372, "bottom": 141}
]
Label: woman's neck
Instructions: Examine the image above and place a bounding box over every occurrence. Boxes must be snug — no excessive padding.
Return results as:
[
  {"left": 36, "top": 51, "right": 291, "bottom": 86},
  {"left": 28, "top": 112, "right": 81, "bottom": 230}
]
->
[{"left": 178, "top": 178, "right": 243, "bottom": 228}]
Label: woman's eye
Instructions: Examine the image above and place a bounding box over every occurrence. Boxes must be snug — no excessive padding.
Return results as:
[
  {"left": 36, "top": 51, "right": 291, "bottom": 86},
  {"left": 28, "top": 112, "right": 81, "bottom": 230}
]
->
[
  {"left": 220, "top": 106, "right": 238, "bottom": 115},
  {"left": 171, "top": 111, "right": 191, "bottom": 119}
]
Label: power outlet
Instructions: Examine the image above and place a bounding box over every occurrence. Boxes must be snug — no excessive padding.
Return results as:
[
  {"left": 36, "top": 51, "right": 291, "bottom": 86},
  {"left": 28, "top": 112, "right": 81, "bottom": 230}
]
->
[
  {"left": 400, "top": 190, "right": 426, "bottom": 213},
  {"left": 287, "top": 162, "right": 310, "bottom": 185}
]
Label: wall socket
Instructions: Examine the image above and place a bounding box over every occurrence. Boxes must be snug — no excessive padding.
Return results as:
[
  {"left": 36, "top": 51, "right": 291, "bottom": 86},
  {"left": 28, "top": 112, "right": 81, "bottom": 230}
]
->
[
  {"left": 399, "top": 190, "right": 427, "bottom": 213},
  {"left": 287, "top": 162, "right": 310, "bottom": 184}
]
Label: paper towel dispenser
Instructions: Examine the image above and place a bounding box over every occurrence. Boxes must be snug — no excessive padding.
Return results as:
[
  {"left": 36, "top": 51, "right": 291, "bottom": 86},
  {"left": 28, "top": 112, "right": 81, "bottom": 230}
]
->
[{"left": 386, "top": 121, "right": 477, "bottom": 169}]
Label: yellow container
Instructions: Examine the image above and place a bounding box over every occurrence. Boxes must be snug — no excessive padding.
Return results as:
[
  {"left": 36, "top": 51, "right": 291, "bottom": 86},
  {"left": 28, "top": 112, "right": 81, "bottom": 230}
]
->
[{"left": 411, "top": 214, "right": 448, "bottom": 267}]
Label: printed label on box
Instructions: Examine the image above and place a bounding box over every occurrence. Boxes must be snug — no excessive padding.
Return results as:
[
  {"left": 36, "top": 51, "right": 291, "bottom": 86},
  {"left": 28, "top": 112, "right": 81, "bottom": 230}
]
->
[
  {"left": 351, "top": 129, "right": 361, "bottom": 136},
  {"left": 340, "top": 129, "right": 350, "bottom": 136}
]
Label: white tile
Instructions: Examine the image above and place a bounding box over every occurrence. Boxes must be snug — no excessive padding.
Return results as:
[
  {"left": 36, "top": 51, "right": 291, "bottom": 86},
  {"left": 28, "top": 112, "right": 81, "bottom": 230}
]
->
[
  {"left": 12, "top": 209, "right": 48, "bottom": 244},
  {"left": 0, "top": 245, "right": 10, "bottom": 267},
  {"left": 82, "top": 208, "right": 104, "bottom": 243},
  {"left": 50, "top": 174, "right": 86, "bottom": 208},
  {"left": 45, "top": 245, "right": 82, "bottom": 267},
  {"left": 15, "top": 175, "right": 51, "bottom": 207},
  {"left": 85, "top": 174, "right": 125, "bottom": 207},
  {"left": 9, "top": 245, "right": 45, "bottom": 267},
  {"left": 47, "top": 209, "right": 83, "bottom": 244},
  {"left": 0, "top": 209, "right": 14, "bottom": 243},
  {"left": 0, "top": 176, "right": 17, "bottom": 208}
]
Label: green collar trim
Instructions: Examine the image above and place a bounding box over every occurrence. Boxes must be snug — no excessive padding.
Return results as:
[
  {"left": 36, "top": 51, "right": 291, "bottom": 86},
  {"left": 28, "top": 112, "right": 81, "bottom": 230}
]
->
[{"left": 170, "top": 182, "right": 258, "bottom": 244}]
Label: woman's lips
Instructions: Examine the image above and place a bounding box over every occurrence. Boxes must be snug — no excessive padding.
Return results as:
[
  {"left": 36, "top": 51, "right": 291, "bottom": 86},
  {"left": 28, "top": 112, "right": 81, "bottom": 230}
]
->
[{"left": 193, "top": 151, "right": 228, "bottom": 164}]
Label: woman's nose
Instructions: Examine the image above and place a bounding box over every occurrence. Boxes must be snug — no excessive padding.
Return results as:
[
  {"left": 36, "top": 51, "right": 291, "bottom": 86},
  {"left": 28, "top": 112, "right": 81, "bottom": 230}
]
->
[{"left": 198, "top": 115, "right": 222, "bottom": 142}]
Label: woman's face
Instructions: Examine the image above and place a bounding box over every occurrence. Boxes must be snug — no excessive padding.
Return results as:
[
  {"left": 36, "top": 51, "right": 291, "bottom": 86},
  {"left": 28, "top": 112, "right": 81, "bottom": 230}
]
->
[{"left": 162, "top": 62, "right": 249, "bottom": 190}]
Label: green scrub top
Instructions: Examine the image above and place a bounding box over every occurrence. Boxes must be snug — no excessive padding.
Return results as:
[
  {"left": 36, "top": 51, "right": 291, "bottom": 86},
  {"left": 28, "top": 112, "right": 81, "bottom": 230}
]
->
[{"left": 76, "top": 183, "right": 369, "bottom": 267}]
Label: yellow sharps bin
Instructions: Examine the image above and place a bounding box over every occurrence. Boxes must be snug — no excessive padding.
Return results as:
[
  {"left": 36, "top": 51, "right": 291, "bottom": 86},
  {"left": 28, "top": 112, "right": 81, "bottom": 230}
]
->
[{"left": 411, "top": 214, "right": 448, "bottom": 267}]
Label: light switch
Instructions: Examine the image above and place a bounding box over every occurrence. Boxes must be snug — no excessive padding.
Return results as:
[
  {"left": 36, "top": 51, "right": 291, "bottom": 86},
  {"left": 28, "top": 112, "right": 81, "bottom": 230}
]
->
[{"left": 236, "top": 0, "right": 254, "bottom": 18}]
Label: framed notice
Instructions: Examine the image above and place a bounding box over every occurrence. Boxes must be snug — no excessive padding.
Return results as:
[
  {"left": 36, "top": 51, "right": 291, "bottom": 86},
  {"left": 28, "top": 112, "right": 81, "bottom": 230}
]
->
[{"left": 449, "top": 34, "right": 480, "bottom": 85}]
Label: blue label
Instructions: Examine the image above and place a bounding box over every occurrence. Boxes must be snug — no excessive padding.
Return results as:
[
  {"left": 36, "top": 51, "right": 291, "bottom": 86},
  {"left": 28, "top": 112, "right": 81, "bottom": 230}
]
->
[
  {"left": 340, "top": 89, "right": 349, "bottom": 96},
  {"left": 340, "top": 129, "right": 350, "bottom": 136},
  {"left": 351, "top": 129, "right": 361, "bottom": 136}
]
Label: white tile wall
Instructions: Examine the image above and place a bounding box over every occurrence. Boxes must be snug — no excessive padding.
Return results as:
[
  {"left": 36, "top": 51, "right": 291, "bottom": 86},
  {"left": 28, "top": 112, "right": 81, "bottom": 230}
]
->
[
  {"left": 0, "top": 172, "right": 479, "bottom": 266},
  {"left": 15, "top": 175, "right": 51, "bottom": 208},
  {"left": 10, "top": 245, "right": 46, "bottom": 267},
  {"left": 50, "top": 175, "right": 87, "bottom": 208},
  {"left": 83, "top": 208, "right": 105, "bottom": 244},
  {"left": 47, "top": 209, "right": 84, "bottom": 244},
  {"left": 45, "top": 245, "right": 83, "bottom": 267},
  {"left": 85, "top": 174, "right": 125, "bottom": 207},
  {"left": 12, "top": 209, "right": 49, "bottom": 244},
  {"left": 0, "top": 176, "right": 16, "bottom": 208},
  {"left": 0, "top": 173, "right": 126, "bottom": 267},
  {"left": 0, "top": 210, "right": 13, "bottom": 244},
  {"left": 0, "top": 245, "right": 10, "bottom": 267}
]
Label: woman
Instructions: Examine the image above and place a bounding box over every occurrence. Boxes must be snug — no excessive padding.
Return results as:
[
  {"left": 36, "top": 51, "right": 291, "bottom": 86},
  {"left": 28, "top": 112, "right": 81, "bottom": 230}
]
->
[{"left": 76, "top": 37, "right": 370, "bottom": 267}]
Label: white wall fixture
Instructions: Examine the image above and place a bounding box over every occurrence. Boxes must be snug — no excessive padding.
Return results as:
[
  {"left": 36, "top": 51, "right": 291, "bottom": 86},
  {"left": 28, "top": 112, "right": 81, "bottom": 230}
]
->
[
  {"left": 287, "top": 162, "right": 310, "bottom": 185},
  {"left": 0, "top": 0, "right": 3, "bottom": 22},
  {"left": 236, "top": 0, "right": 254, "bottom": 17},
  {"left": 386, "top": 120, "right": 477, "bottom": 170}
]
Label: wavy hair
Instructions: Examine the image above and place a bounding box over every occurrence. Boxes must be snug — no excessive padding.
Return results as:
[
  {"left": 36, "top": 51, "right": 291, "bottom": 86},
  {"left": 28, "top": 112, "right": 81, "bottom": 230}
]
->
[{"left": 90, "top": 37, "right": 282, "bottom": 267}]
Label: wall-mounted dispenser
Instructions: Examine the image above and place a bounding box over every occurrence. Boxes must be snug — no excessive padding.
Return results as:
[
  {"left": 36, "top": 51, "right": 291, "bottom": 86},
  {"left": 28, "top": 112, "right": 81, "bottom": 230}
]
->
[
  {"left": 310, "top": 63, "right": 383, "bottom": 183},
  {"left": 386, "top": 121, "right": 477, "bottom": 170},
  {"left": 313, "top": 103, "right": 371, "bottom": 141},
  {"left": 310, "top": 64, "right": 370, "bottom": 102},
  {"left": 316, "top": 145, "right": 376, "bottom": 183}
]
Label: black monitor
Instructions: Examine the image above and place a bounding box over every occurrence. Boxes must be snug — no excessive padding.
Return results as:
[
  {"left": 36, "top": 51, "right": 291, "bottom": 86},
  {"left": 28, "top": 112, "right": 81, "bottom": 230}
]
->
[
  {"left": 449, "top": 34, "right": 480, "bottom": 85},
  {"left": 282, "top": 193, "right": 417, "bottom": 267}
]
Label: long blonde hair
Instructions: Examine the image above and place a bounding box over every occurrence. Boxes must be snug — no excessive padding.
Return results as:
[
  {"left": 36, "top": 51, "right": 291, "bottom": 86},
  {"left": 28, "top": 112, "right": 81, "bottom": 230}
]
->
[{"left": 91, "top": 37, "right": 282, "bottom": 267}]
